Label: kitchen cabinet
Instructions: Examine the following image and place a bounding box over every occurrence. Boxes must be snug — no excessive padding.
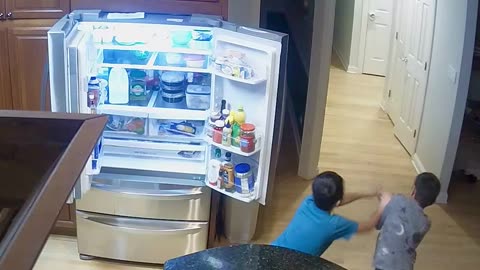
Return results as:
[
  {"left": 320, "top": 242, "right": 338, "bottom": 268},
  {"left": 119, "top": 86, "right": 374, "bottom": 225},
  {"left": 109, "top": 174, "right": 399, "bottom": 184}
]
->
[
  {"left": 5, "top": 0, "right": 69, "bottom": 19},
  {"left": 0, "top": 23, "right": 13, "bottom": 109},
  {"left": 71, "top": 0, "right": 228, "bottom": 18},
  {"left": 51, "top": 204, "right": 76, "bottom": 235},
  {"left": 7, "top": 19, "right": 55, "bottom": 111}
]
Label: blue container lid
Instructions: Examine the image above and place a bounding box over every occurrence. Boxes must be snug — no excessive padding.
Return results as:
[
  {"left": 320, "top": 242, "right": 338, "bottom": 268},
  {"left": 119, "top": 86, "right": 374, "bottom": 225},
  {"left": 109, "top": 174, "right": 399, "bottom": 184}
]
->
[{"left": 235, "top": 163, "right": 251, "bottom": 174}]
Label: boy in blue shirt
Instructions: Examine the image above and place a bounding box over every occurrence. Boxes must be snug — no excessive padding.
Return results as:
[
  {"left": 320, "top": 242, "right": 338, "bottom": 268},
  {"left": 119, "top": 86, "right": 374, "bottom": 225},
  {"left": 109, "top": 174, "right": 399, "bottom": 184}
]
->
[{"left": 272, "top": 171, "right": 387, "bottom": 256}]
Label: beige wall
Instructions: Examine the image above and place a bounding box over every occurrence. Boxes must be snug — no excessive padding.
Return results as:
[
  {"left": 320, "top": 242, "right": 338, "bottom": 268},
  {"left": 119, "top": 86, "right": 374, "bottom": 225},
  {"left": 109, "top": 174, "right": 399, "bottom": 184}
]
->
[{"left": 414, "top": 0, "right": 477, "bottom": 203}]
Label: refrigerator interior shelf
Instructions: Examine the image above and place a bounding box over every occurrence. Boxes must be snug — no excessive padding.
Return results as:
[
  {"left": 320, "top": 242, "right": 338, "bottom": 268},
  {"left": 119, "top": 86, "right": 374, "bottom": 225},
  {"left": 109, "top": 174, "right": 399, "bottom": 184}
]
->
[
  {"left": 98, "top": 61, "right": 209, "bottom": 74},
  {"left": 212, "top": 70, "right": 266, "bottom": 85},
  {"left": 99, "top": 103, "right": 208, "bottom": 121},
  {"left": 103, "top": 138, "right": 206, "bottom": 152},
  {"left": 96, "top": 43, "right": 211, "bottom": 56},
  {"left": 206, "top": 183, "right": 255, "bottom": 203},
  {"left": 101, "top": 155, "right": 206, "bottom": 175},
  {"left": 103, "top": 145, "right": 205, "bottom": 162}
]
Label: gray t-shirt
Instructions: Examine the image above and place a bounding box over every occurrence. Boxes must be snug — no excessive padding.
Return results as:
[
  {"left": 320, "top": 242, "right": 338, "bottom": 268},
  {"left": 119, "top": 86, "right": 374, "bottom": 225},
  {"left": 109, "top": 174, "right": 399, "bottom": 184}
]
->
[{"left": 373, "top": 195, "right": 431, "bottom": 270}]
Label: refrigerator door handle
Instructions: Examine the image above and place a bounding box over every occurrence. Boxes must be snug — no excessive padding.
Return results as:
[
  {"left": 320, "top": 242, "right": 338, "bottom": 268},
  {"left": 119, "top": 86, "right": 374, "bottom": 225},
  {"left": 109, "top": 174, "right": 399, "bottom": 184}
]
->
[
  {"left": 91, "top": 183, "right": 205, "bottom": 200},
  {"left": 77, "top": 212, "right": 207, "bottom": 235}
]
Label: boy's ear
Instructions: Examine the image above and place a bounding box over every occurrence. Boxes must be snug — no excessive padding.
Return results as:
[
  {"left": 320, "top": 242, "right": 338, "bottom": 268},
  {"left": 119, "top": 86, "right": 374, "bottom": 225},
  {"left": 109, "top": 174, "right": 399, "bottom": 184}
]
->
[
  {"left": 336, "top": 200, "right": 341, "bottom": 207},
  {"left": 411, "top": 186, "right": 416, "bottom": 198}
]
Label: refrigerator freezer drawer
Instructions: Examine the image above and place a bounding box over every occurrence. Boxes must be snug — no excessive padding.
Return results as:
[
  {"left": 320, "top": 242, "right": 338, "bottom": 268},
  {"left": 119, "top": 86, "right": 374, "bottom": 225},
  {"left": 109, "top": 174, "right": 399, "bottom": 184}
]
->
[
  {"left": 77, "top": 183, "right": 211, "bottom": 221},
  {"left": 76, "top": 211, "right": 208, "bottom": 264}
]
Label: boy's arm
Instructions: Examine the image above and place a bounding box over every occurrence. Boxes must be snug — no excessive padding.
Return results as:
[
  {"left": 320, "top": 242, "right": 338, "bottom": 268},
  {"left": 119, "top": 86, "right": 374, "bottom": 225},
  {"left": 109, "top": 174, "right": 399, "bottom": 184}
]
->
[
  {"left": 356, "top": 192, "right": 391, "bottom": 233},
  {"left": 357, "top": 209, "right": 382, "bottom": 233}
]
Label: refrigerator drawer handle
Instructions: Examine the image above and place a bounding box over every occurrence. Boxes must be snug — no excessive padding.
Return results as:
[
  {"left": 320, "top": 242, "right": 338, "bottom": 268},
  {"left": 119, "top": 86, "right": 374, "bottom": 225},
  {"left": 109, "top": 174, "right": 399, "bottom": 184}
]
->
[
  {"left": 91, "top": 183, "right": 204, "bottom": 200},
  {"left": 78, "top": 212, "right": 206, "bottom": 235}
]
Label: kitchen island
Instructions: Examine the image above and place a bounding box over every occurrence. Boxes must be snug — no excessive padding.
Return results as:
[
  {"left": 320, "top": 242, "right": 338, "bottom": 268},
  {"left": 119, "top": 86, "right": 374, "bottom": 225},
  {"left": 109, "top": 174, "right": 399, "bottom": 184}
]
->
[{"left": 164, "top": 244, "right": 347, "bottom": 270}]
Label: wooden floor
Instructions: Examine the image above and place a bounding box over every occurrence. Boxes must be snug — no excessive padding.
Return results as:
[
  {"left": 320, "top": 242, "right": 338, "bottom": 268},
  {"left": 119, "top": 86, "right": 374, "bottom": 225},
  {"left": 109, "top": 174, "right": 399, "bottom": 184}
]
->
[{"left": 34, "top": 61, "right": 480, "bottom": 270}]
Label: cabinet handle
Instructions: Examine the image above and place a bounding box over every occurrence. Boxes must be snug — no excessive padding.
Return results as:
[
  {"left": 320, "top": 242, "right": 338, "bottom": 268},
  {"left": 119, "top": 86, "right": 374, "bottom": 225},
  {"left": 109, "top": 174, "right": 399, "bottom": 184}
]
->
[
  {"left": 6, "top": 12, "right": 12, "bottom": 19},
  {"left": 0, "top": 13, "right": 4, "bottom": 20}
]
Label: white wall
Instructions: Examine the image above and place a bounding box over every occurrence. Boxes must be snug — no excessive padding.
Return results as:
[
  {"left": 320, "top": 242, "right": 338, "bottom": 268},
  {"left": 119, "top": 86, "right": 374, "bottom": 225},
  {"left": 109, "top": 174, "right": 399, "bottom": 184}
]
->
[
  {"left": 228, "top": 0, "right": 261, "bottom": 27},
  {"left": 333, "top": 0, "right": 355, "bottom": 70},
  {"left": 333, "top": 0, "right": 365, "bottom": 73},
  {"left": 413, "top": 0, "right": 477, "bottom": 203}
]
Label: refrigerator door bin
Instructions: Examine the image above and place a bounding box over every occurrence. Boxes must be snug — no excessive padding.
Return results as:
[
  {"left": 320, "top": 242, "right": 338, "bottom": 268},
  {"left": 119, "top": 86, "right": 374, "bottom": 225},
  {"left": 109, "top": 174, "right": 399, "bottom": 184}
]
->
[
  {"left": 77, "top": 178, "right": 211, "bottom": 221},
  {"left": 76, "top": 211, "right": 208, "bottom": 264}
]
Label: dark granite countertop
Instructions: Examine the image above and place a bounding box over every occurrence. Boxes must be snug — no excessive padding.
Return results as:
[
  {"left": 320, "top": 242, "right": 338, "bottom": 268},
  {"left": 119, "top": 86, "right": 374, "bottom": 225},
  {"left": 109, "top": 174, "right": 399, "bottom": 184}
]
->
[{"left": 164, "top": 244, "right": 346, "bottom": 270}]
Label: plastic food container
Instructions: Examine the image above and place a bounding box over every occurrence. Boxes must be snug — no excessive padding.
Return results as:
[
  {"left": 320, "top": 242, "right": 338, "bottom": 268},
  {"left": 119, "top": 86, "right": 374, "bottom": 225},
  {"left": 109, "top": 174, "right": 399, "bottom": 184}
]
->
[
  {"left": 184, "top": 55, "right": 205, "bottom": 68},
  {"left": 186, "top": 85, "right": 211, "bottom": 110},
  {"left": 165, "top": 53, "right": 183, "bottom": 65},
  {"left": 172, "top": 31, "right": 192, "bottom": 46},
  {"left": 234, "top": 163, "right": 255, "bottom": 194}
]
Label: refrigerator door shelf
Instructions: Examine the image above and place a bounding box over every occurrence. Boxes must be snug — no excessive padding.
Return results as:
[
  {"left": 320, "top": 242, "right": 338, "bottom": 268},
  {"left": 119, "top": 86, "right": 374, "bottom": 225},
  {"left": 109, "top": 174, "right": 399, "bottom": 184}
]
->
[
  {"left": 205, "top": 149, "right": 259, "bottom": 203},
  {"left": 212, "top": 70, "right": 267, "bottom": 85},
  {"left": 76, "top": 211, "right": 208, "bottom": 264},
  {"left": 77, "top": 180, "right": 211, "bottom": 221},
  {"left": 204, "top": 125, "right": 262, "bottom": 157}
]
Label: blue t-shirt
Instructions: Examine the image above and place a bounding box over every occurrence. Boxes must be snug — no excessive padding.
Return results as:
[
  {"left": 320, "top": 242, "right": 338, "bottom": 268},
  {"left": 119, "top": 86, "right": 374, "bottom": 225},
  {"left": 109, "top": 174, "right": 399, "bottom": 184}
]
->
[{"left": 271, "top": 195, "right": 359, "bottom": 256}]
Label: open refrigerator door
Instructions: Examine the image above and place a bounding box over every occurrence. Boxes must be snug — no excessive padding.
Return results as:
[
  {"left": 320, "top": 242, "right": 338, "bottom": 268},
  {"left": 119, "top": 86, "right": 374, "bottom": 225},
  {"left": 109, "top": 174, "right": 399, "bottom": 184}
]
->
[
  {"left": 49, "top": 16, "right": 100, "bottom": 200},
  {"left": 205, "top": 27, "right": 282, "bottom": 205}
]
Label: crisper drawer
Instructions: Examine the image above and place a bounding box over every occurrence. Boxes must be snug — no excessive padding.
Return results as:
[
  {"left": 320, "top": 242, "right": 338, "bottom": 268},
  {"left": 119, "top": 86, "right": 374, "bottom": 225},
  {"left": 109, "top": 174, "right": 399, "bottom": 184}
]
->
[
  {"left": 76, "top": 176, "right": 211, "bottom": 221},
  {"left": 76, "top": 211, "right": 208, "bottom": 264}
]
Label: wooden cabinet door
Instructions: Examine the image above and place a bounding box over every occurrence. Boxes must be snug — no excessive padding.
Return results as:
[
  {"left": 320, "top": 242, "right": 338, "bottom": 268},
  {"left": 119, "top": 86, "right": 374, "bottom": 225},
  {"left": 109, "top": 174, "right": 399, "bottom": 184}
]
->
[
  {"left": 7, "top": 19, "right": 56, "bottom": 111},
  {"left": 71, "top": 0, "right": 228, "bottom": 18},
  {"left": 5, "top": 0, "right": 69, "bottom": 19},
  {"left": 51, "top": 204, "right": 76, "bottom": 235},
  {"left": 0, "top": 23, "right": 13, "bottom": 109}
]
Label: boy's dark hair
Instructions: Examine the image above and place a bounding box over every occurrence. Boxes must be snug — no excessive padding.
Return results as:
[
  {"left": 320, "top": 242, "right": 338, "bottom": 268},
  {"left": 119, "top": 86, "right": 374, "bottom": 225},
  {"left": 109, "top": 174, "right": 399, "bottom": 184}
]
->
[
  {"left": 312, "top": 171, "right": 344, "bottom": 212},
  {"left": 414, "top": 172, "right": 441, "bottom": 208}
]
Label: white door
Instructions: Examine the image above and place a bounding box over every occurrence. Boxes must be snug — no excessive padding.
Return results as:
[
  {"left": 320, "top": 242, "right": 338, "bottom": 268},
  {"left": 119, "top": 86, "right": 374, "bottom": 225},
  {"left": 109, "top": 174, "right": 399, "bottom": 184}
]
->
[
  {"left": 393, "top": 0, "right": 436, "bottom": 154},
  {"left": 388, "top": 0, "right": 413, "bottom": 125},
  {"left": 363, "top": 0, "right": 395, "bottom": 76}
]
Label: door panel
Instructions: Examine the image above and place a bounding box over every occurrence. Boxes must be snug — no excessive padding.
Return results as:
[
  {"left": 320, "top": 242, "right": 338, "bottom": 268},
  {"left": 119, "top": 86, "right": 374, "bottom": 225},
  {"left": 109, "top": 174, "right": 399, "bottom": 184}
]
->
[
  {"left": 5, "top": 0, "right": 69, "bottom": 19},
  {"left": 8, "top": 19, "right": 56, "bottom": 111},
  {"left": 393, "top": 0, "right": 436, "bottom": 154},
  {"left": 0, "top": 24, "right": 13, "bottom": 109},
  {"left": 363, "top": 0, "right": 394, "bottom": 76}
]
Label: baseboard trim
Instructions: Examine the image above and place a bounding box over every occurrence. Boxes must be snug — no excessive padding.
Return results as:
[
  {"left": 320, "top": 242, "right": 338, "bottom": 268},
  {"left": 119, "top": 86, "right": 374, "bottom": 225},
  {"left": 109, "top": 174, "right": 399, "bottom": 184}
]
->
[
  {"left": 333, "top": 46, "right": 348, "bottom": 71},
  {"left": 436, "top": 191, "right": 448, "bottom": 204},
  {"left": 411, "top": 154, "right": 426, "bottom": 173},
  {"left": 347, "top": 65, "right": 361, "bottom": 74}
]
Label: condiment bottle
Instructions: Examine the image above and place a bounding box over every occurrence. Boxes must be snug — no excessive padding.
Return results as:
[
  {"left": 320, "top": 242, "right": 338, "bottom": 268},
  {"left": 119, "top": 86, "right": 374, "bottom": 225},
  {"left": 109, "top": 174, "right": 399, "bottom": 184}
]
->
[
  {"left": 208, "top": 112, "right": 221, "bottom": 138},
  {"left": 213, "top": 120, "right": 224, "bottom": 144},
  {"left": 209, "top": 149, "right": 222, "bottom": 186},
  {"left": 235, "top": 106, "right": 246, "bottom": 124},
  {"left": 240, "top": 123, "right": 256, "bottom": 153},
  {"left": 222, "top": 109, "right": 230, "bottom": 120},
  {"left": 231, "top": 123, "right": 241, "bottom": 147},
  {"left": 223, "top": 163, "right": 235, "bottom": 192},
  {"left": 222, "top": 123, "right": 232, "bottom": 146}
]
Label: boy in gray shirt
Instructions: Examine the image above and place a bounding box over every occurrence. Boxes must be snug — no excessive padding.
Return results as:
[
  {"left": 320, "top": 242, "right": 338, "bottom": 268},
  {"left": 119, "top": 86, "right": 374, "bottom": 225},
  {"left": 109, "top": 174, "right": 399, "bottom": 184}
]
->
[{"left": 374, "top": 173, "right": 441, "bottom": 270}]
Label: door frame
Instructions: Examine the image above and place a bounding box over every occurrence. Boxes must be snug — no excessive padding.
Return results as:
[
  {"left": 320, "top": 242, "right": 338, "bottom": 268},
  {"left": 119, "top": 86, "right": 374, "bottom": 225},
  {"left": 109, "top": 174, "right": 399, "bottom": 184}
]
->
[{"left": 298, "top": 0, "right": 336, "bottom": 179}]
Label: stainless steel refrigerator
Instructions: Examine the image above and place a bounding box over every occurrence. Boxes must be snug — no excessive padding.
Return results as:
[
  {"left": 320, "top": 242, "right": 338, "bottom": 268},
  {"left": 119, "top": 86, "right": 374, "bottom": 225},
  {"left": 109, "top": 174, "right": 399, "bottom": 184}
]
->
[{"left": 48, "top": 10, "right": 287, "bottom": 264}]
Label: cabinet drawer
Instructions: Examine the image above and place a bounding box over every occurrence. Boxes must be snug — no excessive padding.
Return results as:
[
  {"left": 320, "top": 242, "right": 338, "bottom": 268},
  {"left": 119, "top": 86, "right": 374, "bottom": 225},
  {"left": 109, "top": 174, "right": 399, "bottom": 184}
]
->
[
  {"left": 77, "top": 178, "right": 211, "bottom": 221},
  {"left": 77, "top": 211, "right": 208, "bottom": 264}
]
